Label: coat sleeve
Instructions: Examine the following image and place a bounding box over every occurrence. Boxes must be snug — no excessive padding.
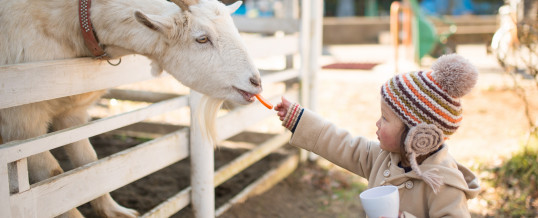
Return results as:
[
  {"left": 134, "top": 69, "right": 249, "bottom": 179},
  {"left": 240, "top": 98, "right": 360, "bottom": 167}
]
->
[
  {"left": 289, "top": 109, "right": 382, "bottom": 179},
  {"left": 427, "top": 185, "right": 472, "bottom": 218}
]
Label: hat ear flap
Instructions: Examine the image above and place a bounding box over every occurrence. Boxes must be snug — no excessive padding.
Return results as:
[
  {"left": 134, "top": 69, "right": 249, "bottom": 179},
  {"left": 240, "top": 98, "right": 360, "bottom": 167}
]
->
[
  {"left": 404, "top": 123, "right": 444, "bottom": 156},
  {"left": 404, "top": 123, "right": 445, "bottom": 194}
]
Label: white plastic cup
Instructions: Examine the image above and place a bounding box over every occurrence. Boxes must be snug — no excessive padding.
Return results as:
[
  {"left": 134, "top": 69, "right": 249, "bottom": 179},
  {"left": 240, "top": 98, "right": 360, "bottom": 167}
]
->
[{"left": 359, "top": 185, "right": 399, "bottom": 218}]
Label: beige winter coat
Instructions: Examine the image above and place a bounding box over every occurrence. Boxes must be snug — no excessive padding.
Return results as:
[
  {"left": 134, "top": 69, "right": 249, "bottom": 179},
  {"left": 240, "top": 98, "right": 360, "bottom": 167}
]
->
[{"left": 289, "top": 109, "right": 481, "bottom": 217}]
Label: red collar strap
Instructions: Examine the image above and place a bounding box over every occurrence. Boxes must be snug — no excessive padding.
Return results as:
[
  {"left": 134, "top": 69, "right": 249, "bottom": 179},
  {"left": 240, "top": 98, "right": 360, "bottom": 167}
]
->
[{"left": 79, "top": 0, "right": 109, "bottom": 59}]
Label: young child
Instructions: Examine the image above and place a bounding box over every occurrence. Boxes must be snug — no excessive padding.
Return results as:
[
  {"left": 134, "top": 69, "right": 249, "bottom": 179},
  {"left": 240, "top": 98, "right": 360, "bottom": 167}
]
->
[{"left": 274, "top": 54, "right": 481, "bottom": 217}]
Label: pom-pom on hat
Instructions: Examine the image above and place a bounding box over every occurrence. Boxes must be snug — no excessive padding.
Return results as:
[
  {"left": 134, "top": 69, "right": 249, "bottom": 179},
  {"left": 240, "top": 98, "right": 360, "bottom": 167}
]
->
[{"left": 380, "top": 53, "right": 478, "bottom": 193}]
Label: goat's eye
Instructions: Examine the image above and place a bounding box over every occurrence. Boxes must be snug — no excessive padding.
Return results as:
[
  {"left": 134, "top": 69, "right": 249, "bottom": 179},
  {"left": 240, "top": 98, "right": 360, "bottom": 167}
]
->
[{"left": 196, "top": 36, "right": 209, "bottom": 43}]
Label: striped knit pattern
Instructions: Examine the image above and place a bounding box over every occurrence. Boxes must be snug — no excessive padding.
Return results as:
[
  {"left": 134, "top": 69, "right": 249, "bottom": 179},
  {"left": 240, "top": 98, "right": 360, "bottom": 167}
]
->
[
  {"left": 282, "top": 103, "right": 303, "bottom": 132},
  {"left": 381, "top": 71, "right": 463, "bottom": 137}
]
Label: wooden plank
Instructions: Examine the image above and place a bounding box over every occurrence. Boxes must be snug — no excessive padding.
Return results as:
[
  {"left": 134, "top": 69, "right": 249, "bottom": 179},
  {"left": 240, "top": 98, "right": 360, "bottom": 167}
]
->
[
  {"left": 243, "top": 35, "right": 299, "bottom": 59},
  {"left": 214, "top": 132, "right": 291, "bottom": 186},
  {"left": 215, "top": 154, "right": 299, "bottom": 216},
  {"left": 141, "top": 187, "right": 191, "bottom": 218},
  {"left": 9, "top": 130, "right": 189, "bottom": 218},
  {"left": 103, "top": 89, "right": 182, "bottom": 103},
  {"left": 233, "top": 17, "right": 299, "bottom": 33},
  {"left": 107, "top": 122, "right": 185, "bottom": 139},
  {"left": 0, "top": 96, "right": 188, "bottom": 163},
  {"left": 0, "top": 55, "right": 155, "bottom": 109}
]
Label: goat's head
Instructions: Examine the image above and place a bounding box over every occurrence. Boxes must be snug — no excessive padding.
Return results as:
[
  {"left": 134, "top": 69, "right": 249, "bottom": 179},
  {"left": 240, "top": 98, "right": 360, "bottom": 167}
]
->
[{"left": 133, "top": 0, "right": 261, "bottom": 105}]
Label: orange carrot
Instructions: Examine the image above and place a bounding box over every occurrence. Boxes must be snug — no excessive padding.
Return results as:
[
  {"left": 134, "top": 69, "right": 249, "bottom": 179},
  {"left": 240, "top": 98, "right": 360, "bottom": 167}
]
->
[{"left": 255, "top": 94, "right": 273, "bottom": 109}]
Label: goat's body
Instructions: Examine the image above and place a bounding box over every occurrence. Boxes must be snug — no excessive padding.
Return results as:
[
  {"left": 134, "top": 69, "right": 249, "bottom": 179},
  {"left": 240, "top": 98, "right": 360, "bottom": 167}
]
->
[
  {"left": 0, "top": 1, "right": 155, "bottom": 216},
  {"left": 1, "top": 0, "right": 260, "bottom": 217}
]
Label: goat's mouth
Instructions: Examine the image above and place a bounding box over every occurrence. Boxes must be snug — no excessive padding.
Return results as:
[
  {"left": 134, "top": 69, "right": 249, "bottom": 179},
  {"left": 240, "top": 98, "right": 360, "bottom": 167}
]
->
[{"left": 234, "top": 87, "right": 256, "bottom": 102}]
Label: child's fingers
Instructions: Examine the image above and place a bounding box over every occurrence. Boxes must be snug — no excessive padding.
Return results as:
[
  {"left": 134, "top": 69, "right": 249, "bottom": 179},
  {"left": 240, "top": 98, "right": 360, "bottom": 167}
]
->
[
  {"left": 274, "top": 102, "right": 285, "bottom": 112},
  {"left": 281, "top": 96, "right": 290, "bottom": 107},
  {"left": 274, "top": 96, "right": 296, "bottom": 121},
  {"left": 275, "top": 97, "right": 291, "bottom": 110}
]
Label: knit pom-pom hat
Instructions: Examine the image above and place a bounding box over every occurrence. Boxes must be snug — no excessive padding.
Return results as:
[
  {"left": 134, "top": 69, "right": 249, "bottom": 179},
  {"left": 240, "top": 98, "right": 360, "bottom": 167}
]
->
[{"left": 380, "top": 53, "right": 478, "bottom": 193}]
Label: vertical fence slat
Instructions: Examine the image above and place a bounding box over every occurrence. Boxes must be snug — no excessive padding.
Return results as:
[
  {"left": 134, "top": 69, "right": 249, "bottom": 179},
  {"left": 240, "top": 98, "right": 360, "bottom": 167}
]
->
[
  {"left": 7, "top": 159, "right": 29, "bottom": 193},
  {"left": 0, "top": 162, "right": 12, "bottom": 217},
  {"left": 189, "top": 91, "right": 215, "bottom": 218}
]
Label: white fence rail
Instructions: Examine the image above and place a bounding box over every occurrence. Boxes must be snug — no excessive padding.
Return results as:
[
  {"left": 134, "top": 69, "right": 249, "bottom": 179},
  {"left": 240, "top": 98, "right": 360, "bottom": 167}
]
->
[{"left": 0, "top": 0, "right": 322, "bottom": 217}]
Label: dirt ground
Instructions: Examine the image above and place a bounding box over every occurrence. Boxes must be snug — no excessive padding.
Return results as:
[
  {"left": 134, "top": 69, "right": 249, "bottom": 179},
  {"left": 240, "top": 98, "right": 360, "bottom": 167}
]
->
[{"left": 54, "top": 44, "right": 538, "bottom": 217}]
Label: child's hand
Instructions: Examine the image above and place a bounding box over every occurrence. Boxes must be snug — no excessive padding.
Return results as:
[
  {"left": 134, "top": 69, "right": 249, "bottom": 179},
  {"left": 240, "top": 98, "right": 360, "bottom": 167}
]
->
[{"left": 274, "top": 96, "right": 292, "bottom": 121}]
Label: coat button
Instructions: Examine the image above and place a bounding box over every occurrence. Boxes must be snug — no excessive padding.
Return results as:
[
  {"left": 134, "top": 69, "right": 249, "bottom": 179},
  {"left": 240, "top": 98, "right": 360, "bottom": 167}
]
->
[
  {"left": 405, "top": 181, "right": 414, "bottom": 189},
  {"left": 383, "top": 169, "right": 390, "bottom": 177}
]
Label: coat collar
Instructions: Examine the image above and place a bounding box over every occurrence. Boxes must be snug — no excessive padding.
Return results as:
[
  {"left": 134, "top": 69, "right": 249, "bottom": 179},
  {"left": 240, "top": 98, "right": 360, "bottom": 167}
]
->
[{"left": 386, "top": 146, "right": 480, "bottom": 198}]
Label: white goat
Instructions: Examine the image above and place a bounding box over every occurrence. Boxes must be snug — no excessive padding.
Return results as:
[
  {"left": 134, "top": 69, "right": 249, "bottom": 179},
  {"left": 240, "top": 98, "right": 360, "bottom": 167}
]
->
[{"left": 0, "top": 0, "right": 261, "bottom": 217}]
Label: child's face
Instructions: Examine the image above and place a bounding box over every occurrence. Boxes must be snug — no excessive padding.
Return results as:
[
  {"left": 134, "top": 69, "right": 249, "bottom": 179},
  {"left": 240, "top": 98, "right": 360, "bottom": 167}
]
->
[{"left": 376, "top": 101, "right": 406, "bottom": 153}]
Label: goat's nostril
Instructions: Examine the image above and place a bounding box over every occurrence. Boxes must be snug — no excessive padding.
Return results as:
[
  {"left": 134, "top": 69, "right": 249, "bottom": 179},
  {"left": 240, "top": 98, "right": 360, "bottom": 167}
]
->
[{"left": 250, "top": 77, "right": 261, "bottom": 87}]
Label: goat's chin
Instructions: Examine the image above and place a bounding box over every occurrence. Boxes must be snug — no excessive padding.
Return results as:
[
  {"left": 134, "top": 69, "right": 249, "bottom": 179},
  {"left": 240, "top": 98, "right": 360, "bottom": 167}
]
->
[
  {"left": 196, "top": 95, "right": 224, "bottom": 146},
  {"left": 232, "top": 97, "right": 255, "bottom": 105}
]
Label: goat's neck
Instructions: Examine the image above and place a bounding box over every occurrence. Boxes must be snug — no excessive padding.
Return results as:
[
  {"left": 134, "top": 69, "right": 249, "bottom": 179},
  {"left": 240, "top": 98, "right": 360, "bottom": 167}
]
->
[
  {"left": 91, "top": 0, "right": 179, "bottom": 59},
  {"left": 1, "top": 0, "right": 178, "bottom": 64}
]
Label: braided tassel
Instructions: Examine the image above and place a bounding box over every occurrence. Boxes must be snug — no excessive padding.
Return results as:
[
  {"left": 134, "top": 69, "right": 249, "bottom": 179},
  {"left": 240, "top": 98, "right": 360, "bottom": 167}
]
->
[
  {"left": 408, "top": 152, "right": 444, "bottom": 194},
  {"left": 421, "top": 168, "right": 444, "bottom": 194}
]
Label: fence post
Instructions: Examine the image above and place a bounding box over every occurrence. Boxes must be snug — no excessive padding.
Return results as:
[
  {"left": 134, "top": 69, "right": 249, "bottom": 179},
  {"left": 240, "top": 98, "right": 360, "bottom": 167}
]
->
[
  {"left": 299, "top": 0, "right": 311, "bottom": 162},
  {"left": 309, "top": 0, "right": 323, "bottom": 113},
  {"left": 299, "top": 0, "right": 323, "bottom": 161},
  {"left": 189, "top": 91, "right": 215, "bottom": 218}
]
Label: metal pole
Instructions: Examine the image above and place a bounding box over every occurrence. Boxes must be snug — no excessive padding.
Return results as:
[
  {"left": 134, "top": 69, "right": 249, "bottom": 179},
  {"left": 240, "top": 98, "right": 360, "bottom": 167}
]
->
[{"left": 189, "top": 91, "right": 214, "bottom": 218}]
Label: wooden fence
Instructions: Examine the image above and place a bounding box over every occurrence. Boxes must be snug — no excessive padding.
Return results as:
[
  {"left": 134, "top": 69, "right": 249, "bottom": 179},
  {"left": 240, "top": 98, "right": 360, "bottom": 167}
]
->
[{"left": 0, "top": 0, "right": 323, "bottom": 217}]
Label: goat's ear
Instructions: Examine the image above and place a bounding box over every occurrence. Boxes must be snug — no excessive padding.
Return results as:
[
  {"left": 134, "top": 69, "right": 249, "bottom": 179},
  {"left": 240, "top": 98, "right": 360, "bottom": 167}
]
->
[
  {"left": 226, "top": 1, "right": 242, "bottom": 14},
  {"left": 134, "top": 11, "right": 173, "bottom": 35}
]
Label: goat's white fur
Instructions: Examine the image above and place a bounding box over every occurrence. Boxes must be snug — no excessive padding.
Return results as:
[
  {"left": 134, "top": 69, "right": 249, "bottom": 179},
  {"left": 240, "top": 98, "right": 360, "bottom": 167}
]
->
[
  {"left": 0, "top": 0, "right": 260, "bottom": 217},
  {"left": 197, "top": 96, "right": 225, "bottom": 145}
]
